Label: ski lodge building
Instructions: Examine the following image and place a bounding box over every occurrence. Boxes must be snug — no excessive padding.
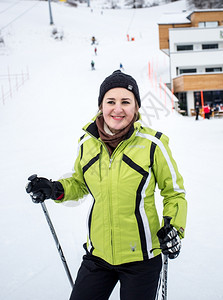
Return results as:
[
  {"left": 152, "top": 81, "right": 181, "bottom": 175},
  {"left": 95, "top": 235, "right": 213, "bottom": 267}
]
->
[{"left": 158, "top": 9, "right": 223, "bottom": 116}]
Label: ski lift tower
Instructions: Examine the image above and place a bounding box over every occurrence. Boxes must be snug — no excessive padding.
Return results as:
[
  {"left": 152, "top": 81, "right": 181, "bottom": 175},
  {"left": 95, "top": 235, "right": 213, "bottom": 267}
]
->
[{"left": 48, "top": 0, "right": 54, "bottom": 25}]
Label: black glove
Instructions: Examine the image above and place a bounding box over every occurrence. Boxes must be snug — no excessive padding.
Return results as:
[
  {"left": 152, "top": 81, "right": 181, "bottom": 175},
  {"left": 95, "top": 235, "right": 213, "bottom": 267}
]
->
[
  {"left": 157, "top": 225, "right": 181, "bottom": 259},
  {"left": 26, "top": 174, "right": 64, "bottom": 203}
]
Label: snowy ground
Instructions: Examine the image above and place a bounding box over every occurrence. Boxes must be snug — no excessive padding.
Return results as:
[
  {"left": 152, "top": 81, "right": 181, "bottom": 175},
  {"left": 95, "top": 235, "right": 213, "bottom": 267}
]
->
[{"left": 0, "top": 0, "right": 223, "bottom": 299}]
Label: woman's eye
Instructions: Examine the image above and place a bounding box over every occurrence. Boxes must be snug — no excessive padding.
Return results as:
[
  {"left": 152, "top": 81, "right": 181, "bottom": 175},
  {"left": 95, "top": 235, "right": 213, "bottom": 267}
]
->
[
  {"left": 107, "top": 100, "right": 115, "bottom": 104},
  {"left": 122, "top": 101, "right": 130, "bottom": 104}
]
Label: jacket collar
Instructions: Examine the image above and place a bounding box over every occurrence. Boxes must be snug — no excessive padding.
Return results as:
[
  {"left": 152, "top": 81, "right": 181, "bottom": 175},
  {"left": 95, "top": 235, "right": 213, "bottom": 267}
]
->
[{"left": 83, "top": 113, "right": 142, "bottom": 140}]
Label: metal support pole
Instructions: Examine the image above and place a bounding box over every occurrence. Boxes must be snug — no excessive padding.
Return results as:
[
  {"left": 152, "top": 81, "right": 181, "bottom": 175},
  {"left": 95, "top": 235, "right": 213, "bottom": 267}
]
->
[{"left": 48, "top": 0, "right": 54, "bottom": 25}]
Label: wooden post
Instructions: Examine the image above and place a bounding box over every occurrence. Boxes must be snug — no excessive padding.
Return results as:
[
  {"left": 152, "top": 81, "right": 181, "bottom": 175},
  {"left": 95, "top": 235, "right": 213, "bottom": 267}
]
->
[
  {"left": 148, "top": 61, "right": 151, "bottom": 81},
  {"left": 159, "top": 77, "right": 162, "bottom": 99},
  {"left": 16, "top": 75, "right": 18, "bottom": 91},
  {"left": 8, "top": 66, "right": 12, "bottom": 99},
  {"left": 2, "top": 85, "right": 5, "bottom": 105},
  {"left": 27, "top": 66, "right": 29, "bottom": 80},
  {"left": 164, "top": 83, "right": 167, "bottom": 107}
]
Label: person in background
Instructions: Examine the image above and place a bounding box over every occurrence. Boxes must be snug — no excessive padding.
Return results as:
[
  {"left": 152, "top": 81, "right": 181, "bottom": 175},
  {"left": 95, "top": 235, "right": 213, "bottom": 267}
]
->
[
  {"left": 120, "top": 62, "right": 124, "bottom": 71},
  {"left": 195, "top": 101, "right": 200, "bottom": 120},
  {"left": 26, "top": 70, "right": 187, "bottom": 300},
  {"left": 91, "top": 36, "right": 96, "bottom": 45},
  {"left": 214, "top": 104, "right": 220, "bottom": 112},
  {"left": 91, "top": 60, "right": 95, "bottom": 70},
  {"left": 203, "top": 103, "right": 211, "bottom": 119}
]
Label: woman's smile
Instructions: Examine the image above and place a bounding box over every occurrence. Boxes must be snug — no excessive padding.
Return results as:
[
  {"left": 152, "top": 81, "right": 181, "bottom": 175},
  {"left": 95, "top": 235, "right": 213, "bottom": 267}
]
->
[{"left": 111, "top": 115, "right": 124, "bottom": 120}]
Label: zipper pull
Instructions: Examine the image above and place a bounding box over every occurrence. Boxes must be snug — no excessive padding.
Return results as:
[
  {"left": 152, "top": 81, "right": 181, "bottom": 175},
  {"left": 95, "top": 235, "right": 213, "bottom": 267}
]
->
[{"left": 109, "top": 158, "right": 113, "bottom": 168}]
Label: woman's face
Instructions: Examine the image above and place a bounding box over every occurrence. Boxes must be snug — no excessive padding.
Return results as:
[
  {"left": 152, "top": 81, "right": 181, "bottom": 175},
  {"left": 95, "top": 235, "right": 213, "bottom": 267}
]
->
[{"left": 102, "top": 88, "right": 138, "bottom": 134}]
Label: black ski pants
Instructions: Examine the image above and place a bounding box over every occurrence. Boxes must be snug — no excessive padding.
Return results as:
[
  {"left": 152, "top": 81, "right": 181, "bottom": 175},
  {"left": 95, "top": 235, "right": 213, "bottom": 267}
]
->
[{"left": 69, "top": 254, "right": 162, "bottom": 300}]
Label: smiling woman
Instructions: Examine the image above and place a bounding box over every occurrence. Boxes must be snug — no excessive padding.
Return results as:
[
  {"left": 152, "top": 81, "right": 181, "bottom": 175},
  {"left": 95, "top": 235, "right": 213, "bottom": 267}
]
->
[{"left": 26, "top": 70, "right": 187, "bottom": 300}]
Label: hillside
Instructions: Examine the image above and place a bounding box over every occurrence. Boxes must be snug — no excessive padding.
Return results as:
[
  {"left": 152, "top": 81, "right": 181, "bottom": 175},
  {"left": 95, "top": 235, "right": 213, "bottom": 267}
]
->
[{"left": 0, "top": 1, "right": 223, "bottom": 299}]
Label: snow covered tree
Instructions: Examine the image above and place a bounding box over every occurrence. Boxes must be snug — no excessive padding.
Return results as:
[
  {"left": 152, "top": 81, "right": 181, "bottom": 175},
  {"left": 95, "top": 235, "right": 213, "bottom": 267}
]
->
[
  {"left": 187, "top": 0, "right": 223, "bottom": 8},
  {"left": 125, "top": 0, "right": 145, "bottom": 8},
  {"left": 164, "top": 0, "right": 179, "bottom": 3}
]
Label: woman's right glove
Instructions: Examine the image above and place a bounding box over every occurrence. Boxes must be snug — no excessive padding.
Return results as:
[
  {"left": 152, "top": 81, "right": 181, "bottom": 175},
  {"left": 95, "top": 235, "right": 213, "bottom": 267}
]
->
[
  {"left": 26, "top": 174, "right": 64, "bottom": 203},
  {"left": 157, "top": 225, "right": 181, "bottom": 259}
]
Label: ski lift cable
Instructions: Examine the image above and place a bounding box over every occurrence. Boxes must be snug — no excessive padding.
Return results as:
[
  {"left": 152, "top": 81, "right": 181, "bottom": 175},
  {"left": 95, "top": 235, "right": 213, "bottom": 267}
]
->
[
  {"left": 0, "top": 1, "right": 40, "bottom": 32},
  {"left": 0, "top": 1, "right": 21, "bottom": 15},
  {"left": 126, "top": 8, "right": 136, "bottom": 34}
]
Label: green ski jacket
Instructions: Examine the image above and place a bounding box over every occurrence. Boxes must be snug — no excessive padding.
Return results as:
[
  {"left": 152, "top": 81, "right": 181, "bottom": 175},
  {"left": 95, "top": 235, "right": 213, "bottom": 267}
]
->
[{"left": 57, "top": 116, "right": 187, "bottom": 265}]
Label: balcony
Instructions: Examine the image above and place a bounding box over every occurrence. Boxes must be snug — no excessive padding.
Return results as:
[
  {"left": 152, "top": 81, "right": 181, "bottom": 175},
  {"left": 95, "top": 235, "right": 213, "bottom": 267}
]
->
[{"left": 173, "top": 73, "right": 223, "bottom": 92}]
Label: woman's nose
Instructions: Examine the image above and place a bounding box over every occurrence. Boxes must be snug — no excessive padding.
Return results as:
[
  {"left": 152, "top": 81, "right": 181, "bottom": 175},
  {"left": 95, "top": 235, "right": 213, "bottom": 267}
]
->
[{"left": 113, "top": 103, "right": 123, "bottom": 113}]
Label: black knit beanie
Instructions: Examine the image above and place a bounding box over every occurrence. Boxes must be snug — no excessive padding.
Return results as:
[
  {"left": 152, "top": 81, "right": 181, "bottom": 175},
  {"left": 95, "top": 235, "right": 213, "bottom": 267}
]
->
[{"left": 98, "top": 70, "right": 141, "bottom": 108}]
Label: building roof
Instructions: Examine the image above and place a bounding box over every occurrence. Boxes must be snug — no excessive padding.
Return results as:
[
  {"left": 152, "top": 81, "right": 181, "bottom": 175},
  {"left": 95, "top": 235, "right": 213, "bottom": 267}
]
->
[
  {"left": 158, "top": 11, "right": 191, "bottom": 25},
  {"left": 187, "top": 9, "right": 223, "bottom": 20},
  {"left": 158, "top": 9, "right": 223, "bottom": 25}
]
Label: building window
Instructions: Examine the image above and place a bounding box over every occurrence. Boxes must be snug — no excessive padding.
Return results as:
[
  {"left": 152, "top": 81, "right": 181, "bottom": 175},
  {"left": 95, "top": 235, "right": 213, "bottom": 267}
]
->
[
  {"left": 205, "top": 67, "right": 222, "bottom": 72},
  {"left": 175, "top": 92, "right": 187, "bottom": 114},
  {"left": 179, "top": 68, "right": 196, "bottom": 74},
  {"left": 194, "top": 90, "right": 223, "bottom": 106},
  {"left": 198, "top": 22, "right": 205, "bottom": 28},
  {"left": 202, "top": 43, "right": 218, "bottom": 50},
  {"left": 194, "top": 92, "right": 201, "bottom": 106},
  {"left": 211, "top": 91, "right": 223, "bottom": 105},
  {"left": 176, "top": 45, "right": 193, "bottom": 51},
  {"left": 198, "top": 21, "right": 218, "bottom": 28}
]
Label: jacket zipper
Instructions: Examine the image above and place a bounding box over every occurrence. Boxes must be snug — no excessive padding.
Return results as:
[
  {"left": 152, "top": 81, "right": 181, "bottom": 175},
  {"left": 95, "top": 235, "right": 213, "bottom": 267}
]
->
[
  {"left": 108, "top": 157, "right": 114, "bottom": 263},
  {"left": 107, "top": 141, "right": 128, "bottom": 264},
  {"left": 109, "top": 158, "right": 112, "bottom": 168},
  {"left": 83, "top": 130, "right": 115, "bottom": 262},
  {"left": 83, "top": 128, "right": 138, "bottom": 264}
]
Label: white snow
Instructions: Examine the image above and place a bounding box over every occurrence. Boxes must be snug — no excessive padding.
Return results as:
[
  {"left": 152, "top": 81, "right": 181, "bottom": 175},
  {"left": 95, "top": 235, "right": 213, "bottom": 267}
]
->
[
  {"left": 0, "top": 0, "right": 223, "bottom": 299},
  {"left": 157, "top": 11, "right": 191, "bottom": 24}
]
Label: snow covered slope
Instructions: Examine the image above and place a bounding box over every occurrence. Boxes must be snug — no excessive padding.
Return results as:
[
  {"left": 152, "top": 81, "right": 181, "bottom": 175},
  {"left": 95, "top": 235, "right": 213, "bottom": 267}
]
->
[{"left": 0, "top": 0, "right": 223, "bottom": 299}]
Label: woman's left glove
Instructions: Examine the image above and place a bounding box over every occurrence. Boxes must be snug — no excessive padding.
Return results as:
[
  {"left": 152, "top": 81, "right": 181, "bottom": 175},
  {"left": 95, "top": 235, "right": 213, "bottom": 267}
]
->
[
  {"left": 157, "top": 225, "right": 181, "bottom": 259},
  {"left": 26, "top": 174, "right": 64, "bottom": 203}
]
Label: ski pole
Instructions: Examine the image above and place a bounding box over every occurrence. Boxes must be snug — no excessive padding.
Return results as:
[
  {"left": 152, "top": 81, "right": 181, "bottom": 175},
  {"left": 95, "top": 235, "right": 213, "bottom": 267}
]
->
[
  {"left": 161, "top": 216, "right": 172, "bottom": 300},
  {"left": 40, "top": 201, "right": 74, "bottom": 288}
]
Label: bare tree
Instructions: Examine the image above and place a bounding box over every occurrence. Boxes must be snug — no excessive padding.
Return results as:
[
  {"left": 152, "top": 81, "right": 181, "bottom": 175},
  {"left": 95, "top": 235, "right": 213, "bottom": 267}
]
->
[{"left": 187, "top": 0, "right": 223, "bottom": 8}]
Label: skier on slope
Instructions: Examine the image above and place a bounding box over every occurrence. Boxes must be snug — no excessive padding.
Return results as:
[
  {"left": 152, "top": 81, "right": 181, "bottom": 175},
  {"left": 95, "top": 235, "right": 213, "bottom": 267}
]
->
[
  {"left": 91, "top": 60, "right": 95, "bottom": 70},
  {"left": 26, "top": 70, "right": 187, "bottom": 300},
  {"left": 91, "top": 36, "right": 96, "bottom": 44}
]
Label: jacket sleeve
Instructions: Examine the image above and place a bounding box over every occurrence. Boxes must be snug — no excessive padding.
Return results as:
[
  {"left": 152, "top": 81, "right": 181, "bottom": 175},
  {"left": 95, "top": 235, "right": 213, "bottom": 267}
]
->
[
  {"left": 55, "top": 140, "right": 89, "bottom": 203},
  {"left": 152, "top": 134, "right": 187, "bottom": 238}
]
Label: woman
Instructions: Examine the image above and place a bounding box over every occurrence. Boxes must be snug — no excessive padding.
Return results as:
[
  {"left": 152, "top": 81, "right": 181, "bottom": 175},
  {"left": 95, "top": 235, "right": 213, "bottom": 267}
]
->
[{"left": 26, "top": 70, "right": 187, "bottom": 300}]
